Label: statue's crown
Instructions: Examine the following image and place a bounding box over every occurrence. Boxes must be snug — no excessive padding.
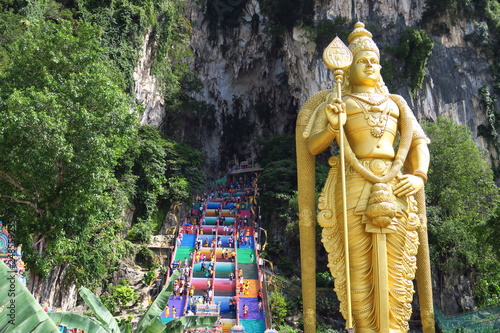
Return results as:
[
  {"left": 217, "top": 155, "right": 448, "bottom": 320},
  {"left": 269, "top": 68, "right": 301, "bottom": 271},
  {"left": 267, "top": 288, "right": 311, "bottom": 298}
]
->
[{"left": 347, "top": 22, "right": 380, "bottom": 59}]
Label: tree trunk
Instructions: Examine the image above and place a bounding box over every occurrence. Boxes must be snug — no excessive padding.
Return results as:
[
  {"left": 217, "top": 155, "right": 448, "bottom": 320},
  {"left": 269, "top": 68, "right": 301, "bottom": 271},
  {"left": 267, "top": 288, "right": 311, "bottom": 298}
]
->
[{"left": 27, "top": 233, "right": 78, "bottom": 311}]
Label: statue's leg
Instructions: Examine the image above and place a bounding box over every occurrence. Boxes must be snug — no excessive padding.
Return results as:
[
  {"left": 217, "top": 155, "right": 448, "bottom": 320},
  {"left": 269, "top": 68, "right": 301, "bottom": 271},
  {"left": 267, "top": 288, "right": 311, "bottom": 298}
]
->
[
  {"left": 335, "top": 176, "right": 376, "bottom": 331},
  {"left": 385, "top": 195, "right": 419, "bottom": 333},
  {"left": 329, "top": 176, "right": 419, "bottom": 333},
  {"left": 324, "top": 173, "right": 420, "bottom": 332}
]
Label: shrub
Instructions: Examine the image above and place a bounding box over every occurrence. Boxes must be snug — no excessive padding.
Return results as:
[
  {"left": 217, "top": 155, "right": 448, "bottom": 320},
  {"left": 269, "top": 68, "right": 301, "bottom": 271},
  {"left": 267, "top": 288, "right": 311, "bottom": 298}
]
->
[
  {"left": 101, "top": 280, "right": 138, "bottom": 313},
  {"left": 395, "top": 28, "right": 434, "bottom": 96},
  {"left": 127, "top": 222, "right": 153, "bottom": 244}
]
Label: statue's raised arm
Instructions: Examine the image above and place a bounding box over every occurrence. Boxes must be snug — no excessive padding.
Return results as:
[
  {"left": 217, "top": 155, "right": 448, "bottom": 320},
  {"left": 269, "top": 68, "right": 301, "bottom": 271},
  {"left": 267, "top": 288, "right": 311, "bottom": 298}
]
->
[{"left": 296, "top": 22, "right": 435, "bottom": 333}]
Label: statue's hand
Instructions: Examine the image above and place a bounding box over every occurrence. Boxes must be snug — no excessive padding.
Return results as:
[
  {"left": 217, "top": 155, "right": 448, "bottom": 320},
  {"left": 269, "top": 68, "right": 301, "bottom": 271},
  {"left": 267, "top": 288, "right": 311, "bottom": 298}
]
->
[
  {"left": 325, "top": 98, "right": 346, "bottom": 130},
  {"left": 393, "top": 174, "right": 424, "bottom": 197}
]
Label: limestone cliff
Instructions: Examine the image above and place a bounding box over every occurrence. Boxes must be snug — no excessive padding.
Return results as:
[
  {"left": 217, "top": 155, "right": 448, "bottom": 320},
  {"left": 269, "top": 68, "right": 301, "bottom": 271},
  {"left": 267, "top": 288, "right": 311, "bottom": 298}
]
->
[
  {"left": 135, "top": 0, "right": 498, "bottom": 175},
  {"left": 134, "top": 0, "right": 498, "bottom": 315}
]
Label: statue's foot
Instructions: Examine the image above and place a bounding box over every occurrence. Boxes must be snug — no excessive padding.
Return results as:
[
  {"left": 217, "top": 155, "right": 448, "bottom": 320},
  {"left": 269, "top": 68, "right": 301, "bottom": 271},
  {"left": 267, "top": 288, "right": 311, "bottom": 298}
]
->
[{"left": 355, "top": 328, "right": 408, "bottom": 333}]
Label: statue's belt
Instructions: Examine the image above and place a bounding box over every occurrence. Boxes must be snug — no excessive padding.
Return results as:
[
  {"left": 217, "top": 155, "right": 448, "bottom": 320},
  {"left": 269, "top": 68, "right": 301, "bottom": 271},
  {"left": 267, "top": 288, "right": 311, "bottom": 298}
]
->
[
  {"left": 329, "top": 158, "right": 405, "bottom": 217},
  {"left": 345, "top": 158, "right": 394, "bottom": 177}
]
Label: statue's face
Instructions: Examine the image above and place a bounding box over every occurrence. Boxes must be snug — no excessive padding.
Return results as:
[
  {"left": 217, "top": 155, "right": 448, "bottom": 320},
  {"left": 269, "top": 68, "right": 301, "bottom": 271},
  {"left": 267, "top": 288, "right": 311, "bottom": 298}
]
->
[{"left": 349, "top": 50, "right": 381, "bottom": 88}]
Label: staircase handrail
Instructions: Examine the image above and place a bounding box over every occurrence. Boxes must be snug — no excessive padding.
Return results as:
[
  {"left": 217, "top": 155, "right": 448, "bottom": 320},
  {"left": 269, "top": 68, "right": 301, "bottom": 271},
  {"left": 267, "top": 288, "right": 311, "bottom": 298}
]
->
[{"left": 261, "top": 267, "right": 302, "bottom": 297}]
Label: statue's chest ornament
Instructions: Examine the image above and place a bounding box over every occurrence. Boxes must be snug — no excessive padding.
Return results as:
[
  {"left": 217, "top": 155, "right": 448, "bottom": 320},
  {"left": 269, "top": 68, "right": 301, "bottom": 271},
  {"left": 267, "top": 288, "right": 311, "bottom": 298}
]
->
[{"left": 348, "top": 93, "right": 390, "bottom": 138}]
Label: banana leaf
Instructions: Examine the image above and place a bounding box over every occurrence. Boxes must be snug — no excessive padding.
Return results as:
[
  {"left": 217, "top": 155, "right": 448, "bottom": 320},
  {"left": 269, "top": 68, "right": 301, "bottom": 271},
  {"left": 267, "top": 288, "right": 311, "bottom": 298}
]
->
[
  {"left": 163, "top": 315, "right": 218, "bottom": 333},
  {"left": 47, "top": 312, "right": 108, "bottom": 333},
  {"left": 135, "top": 270, "right": 180, "bottom": 333},
  {"left": 119, "top": 320, "right": 132, "bottom": 333},
  {"left": 0, "top": 260, "right": 60, "bottom": 333},
  {"left": 79, "top": 286, "right": 120, "bottom": 332},
  {"left": 143, "top": 317, "right": 166, "bottom": 333}
]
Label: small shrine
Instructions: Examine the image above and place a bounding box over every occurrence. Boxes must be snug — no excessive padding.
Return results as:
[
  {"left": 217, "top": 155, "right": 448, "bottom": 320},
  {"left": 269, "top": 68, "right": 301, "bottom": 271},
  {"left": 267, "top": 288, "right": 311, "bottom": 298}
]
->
[{"left": 0, "top": 221, "right": 26, "bottom": 286}]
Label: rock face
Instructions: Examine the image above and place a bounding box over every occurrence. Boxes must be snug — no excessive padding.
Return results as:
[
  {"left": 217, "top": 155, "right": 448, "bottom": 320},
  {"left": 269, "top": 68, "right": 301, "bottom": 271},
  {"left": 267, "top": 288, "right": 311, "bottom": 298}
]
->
[
  {"left": 28, "top": 264, "right": 78, "bottom": 311},
  {"left": 433, "top": 267, "right": 477, "bottom": 315},
  {"left": 135, "top": 1, "right": 313, "bottom": 169},
  {"left": 135, "top": 0, "right": 498, "bottom": 174},
  {"left": 184, "top": 0, "right": 304, "bottom": 168},
  {"left": 133, "top": 0, "right": 498, "bottom": 315},
  {"left": 134, "top": 0, "right": 499, "bottom": 173},
  {"left": 135, "top": 29, "right": 165, "bottom": 128}
]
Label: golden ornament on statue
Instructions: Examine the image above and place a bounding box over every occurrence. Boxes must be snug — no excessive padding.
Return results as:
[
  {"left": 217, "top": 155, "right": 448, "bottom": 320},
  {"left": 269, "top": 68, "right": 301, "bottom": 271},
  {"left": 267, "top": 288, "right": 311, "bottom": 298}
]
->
[{"left": 323, "top": 36, "right": 353, "bottom": 72}]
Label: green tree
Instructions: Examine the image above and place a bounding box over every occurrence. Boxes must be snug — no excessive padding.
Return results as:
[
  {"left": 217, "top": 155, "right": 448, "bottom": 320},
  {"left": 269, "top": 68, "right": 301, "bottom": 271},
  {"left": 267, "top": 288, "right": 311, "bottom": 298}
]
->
[
  {"left": 258, "top": 135, "right": 297, "bottom": 221},
  {"left": 258, "top": 158, "right": 297, "bottom": 264},
  {"left": 0, "top": 5, "right": 25, "bottom": 74},
  {"left": 422, "top": 117, "right": 500, "bottom": 307},
  {"left": 77, "top": 0, "right": 194, "bottom": 100},
  {"left": 117, "top": 126, "right": 168, "bottom": 231},
  {"left": 0, "top": 19, "right": 138, "bottom": 296},
  {"left": 77, "top": 0, "right": 157, "bottom": 93},
  {"left": 314, "top": 17, "right": 351, "bottom": 54},
  {"left": 116, "top": 125, "right": 205, "bottom": 242},
  {"left": 276, "top": 325, "right": 299, "bottom": 332},
  {"left": 423, "top": 117, "right": 498, "bottom": 223},
  {"left": 162, "top": 138, "right": 205, "bottom": 206}
]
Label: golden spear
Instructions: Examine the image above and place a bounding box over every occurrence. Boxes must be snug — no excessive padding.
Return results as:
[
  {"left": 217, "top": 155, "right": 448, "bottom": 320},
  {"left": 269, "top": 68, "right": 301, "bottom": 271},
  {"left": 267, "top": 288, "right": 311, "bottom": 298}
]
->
[{"left": 323, "top": 36, "right": 354, "bottom": 332}]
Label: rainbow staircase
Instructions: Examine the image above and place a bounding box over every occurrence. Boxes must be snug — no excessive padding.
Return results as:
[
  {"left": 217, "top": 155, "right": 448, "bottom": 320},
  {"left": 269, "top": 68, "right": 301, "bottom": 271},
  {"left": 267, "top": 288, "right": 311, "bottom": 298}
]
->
[{"left": 160, "top": 190, "right": 268, "bottom": 333}]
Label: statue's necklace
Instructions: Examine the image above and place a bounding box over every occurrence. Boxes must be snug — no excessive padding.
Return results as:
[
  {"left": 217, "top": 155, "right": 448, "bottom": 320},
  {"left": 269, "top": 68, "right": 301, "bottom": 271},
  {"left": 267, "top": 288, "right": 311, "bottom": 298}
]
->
[
  {"left": 347, "top": 93, "right": 390, "bottom": 138},
  {"left": 348, "top": 93, "right": 388, "bottom": 106}
]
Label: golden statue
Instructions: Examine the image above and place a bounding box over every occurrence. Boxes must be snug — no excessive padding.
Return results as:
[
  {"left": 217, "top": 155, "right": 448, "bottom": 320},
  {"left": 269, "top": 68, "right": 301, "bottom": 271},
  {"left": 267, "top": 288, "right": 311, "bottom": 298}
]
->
[{"left": 296, "top": 22, "right": 435, "bottom": 333}]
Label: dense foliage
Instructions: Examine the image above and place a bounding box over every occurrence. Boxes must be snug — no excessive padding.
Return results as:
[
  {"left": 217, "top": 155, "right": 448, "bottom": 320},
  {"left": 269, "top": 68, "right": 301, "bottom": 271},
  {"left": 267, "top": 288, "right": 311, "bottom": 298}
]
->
[
  {"left": 394, "top": 28, "right": 434, "bottom": 96},
  {"left": 0, "top": 0, "right": 205, "bottom": 294},
  {"left": 269, "top": 290, "right": 290, "bottom": 326},
  {"left": 0, "top": 18, "right": 137, "bottom": 284},
  {"left": 423, "top": 117, "right": 500, "bottom": 307},
  {"left": 116, "top": 125, "right": 204, "bottom": 242},
  {"left": 77, "top": 0, "right": 189, "bottom": 95},
  {"left": 101, "top": 280, "right": 139, "bottom": 314}
]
